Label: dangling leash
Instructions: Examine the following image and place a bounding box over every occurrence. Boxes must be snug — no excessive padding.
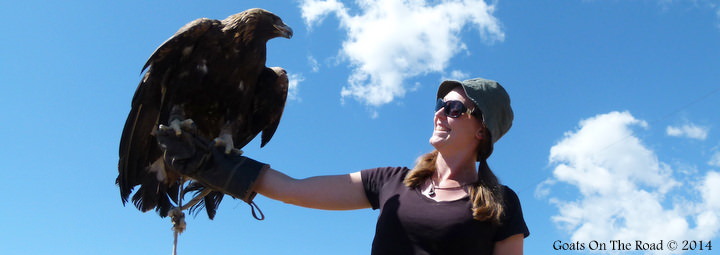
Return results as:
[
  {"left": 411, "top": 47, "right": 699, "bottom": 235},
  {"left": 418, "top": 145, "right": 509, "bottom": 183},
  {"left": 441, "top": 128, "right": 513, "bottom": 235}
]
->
[{"left": 169, "top": 188, "right": 212, "bottom": 255}]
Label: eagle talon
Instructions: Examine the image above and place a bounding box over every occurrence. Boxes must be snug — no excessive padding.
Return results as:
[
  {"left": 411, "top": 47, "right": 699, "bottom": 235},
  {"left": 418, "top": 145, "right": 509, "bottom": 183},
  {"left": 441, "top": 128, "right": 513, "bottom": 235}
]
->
[
  {"left": 168, "top": 118, "right": 196, "bottom": 136},
  {"left": 180, "top": 119, "right": 195, "bottom": 130},
  {"left": 232, "top": 148, "right": 244, "bottom": 155},
  {"left": 169, "top": 119, "right": 184, "bottom": 136},
  {"left": 213, "top": 136, "right": 236, "bottom": 154}
]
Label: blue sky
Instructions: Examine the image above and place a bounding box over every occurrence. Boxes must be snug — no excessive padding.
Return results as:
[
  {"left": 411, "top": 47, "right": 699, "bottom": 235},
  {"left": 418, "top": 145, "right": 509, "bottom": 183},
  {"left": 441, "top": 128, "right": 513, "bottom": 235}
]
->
[{"left": 2, "top": 0, "right": 719, "bottom": 254}]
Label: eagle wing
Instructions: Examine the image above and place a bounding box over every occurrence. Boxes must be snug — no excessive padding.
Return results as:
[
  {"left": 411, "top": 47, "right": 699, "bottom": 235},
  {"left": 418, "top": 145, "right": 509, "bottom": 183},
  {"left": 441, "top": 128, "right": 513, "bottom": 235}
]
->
[
  {"left": 142, "top": 18, "right": 218, "bottom": 72},
  {"left": 257, "top": 67, "right": 289, "bottom": 147},
  {"left": 232, "top": 66, "right": 289, "bottom": 149},
  {"left": 117, "top": 17, "right": 220, "bottom": 216}
]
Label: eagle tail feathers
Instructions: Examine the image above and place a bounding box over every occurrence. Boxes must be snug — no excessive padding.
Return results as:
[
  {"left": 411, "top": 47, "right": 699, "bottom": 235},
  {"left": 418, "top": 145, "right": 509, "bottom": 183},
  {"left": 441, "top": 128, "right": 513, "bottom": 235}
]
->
[{"left": 182, "top": 182, "right": 223, "bottom": 220}]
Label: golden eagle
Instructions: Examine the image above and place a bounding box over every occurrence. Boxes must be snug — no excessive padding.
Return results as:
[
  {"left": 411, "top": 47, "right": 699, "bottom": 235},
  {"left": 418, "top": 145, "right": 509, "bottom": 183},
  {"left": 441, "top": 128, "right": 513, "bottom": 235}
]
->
[{"left": 117, "top": 8, "right": 292, "bottom": 219}]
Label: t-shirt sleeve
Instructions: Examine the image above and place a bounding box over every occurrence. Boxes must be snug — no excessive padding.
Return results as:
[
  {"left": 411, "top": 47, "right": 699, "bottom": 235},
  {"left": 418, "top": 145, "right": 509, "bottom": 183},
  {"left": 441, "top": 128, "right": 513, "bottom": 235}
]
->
[
  {"left": 494, "top": 186, "right": 530, "bottom": 241},
  {"left": 360, "top": 167, "right": 408, "bottom": 210}
]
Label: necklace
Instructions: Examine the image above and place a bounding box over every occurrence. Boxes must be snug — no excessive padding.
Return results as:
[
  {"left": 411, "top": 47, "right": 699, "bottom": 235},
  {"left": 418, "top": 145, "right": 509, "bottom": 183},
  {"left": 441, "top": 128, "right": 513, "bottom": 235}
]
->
[{"left": 428, "top": 178, "right": 466, "bottom": 197}]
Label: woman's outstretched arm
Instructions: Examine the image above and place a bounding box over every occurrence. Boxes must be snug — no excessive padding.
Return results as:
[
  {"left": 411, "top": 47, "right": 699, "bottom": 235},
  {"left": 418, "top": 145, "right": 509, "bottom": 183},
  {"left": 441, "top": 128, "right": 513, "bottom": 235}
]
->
[{"left": 255, "top": 168, "right": 371, "bottom": 210}]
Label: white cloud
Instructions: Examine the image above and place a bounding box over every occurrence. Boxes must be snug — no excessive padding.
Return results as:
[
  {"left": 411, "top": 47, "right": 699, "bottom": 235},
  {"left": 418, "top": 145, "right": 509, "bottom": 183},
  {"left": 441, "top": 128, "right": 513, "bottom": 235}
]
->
[
  {"left": 535, "top": 179, "right": 555, "bottom": 198},
  {"left": 301, "top": 0, "right": 348, "bottom": 28},
  {"left": 701, "top": 171, "right": 720, "bottom": 209},
  {"left": 709, "top": 151, "right": 720, "bottom": 167},
  {"left": 443, "top": 70, "right": 470, "bottom": 81},
  {"left": 700, "top": 171, "right": 720, "bottom": 209},
  {"left": 288, "top": 72, "right": 305, "bottom": 101},
  {"left": 300, "top": 0, "right": 504, "bottom": 107},
  {"left": 541, "top": 111, "right": 720, "bottom": 247},
  {"left": 666, "top": 123, "right": 709, "bottom": 140},
  {"left": 696, "top": 171, "right": 720, "bottom": 238},
  {"left": 548, "top": 111, "right": 677, "bottom": 196},
  {"left": 654, "top": 0, "right": 720, "bottom": 28},
  {"left": 307, "top": 55, "right": 320, "bottom": 72}
]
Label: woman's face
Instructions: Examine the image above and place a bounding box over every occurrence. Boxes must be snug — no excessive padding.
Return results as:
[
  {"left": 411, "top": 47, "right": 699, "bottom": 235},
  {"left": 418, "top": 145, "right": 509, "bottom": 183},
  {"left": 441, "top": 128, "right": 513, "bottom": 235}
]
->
[{"left": 430, "top": 87, "right": 485, "bottom": 155}]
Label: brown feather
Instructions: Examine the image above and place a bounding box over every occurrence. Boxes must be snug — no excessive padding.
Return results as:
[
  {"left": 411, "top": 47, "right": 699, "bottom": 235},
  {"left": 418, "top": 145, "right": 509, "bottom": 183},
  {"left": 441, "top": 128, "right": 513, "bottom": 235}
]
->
[
  {"left": 117, "top": 8, "right": 292, "bottom": 218},
  {"left": 234, "top": 66, "right": 289, "bottom": 149}
]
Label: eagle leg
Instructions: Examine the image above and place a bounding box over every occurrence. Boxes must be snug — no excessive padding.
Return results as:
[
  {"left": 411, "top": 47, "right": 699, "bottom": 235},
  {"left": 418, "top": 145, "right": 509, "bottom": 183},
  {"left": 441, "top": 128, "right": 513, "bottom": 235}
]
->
[
  {"left": 213, "top": 127, "right": 242, "bottom": 155},
  {"left": 169, "top": 119, "right": 195, "bottom": 136},
  {"left": 168, "top": 105, "right": 195, "bottom": 136}
]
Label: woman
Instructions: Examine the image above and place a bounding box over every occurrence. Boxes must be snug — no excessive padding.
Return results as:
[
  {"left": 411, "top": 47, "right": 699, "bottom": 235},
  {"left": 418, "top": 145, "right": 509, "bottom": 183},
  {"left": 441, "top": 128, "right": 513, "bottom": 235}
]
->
[{"left": 157, "top": 78, "right": 529, "bottom": 254}]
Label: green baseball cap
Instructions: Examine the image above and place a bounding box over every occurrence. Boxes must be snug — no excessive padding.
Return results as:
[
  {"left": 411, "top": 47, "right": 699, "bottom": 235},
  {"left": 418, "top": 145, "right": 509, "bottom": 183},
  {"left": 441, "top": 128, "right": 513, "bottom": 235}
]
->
[{"left": 437, "top": 78, "right": 514, "bottom": 145}]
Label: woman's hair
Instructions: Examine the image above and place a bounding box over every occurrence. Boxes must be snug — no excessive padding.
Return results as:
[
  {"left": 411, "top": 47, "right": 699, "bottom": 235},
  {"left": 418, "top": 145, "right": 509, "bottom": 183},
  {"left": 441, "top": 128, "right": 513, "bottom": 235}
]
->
[{"left": 403, "top": 132, "right": 505, "bottom": 224}]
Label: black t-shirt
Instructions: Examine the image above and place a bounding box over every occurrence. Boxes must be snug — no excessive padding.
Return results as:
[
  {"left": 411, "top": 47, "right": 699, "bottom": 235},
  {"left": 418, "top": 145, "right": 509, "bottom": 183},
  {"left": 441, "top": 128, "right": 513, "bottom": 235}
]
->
[{"left": 361, "top": 167, "right": 529, "bottom": 255}]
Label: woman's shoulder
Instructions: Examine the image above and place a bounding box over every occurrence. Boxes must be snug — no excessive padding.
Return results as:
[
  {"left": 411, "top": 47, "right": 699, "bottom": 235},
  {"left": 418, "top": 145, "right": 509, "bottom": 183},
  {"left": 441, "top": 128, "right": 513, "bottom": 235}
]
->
[
  {"left": 361, "top": 166, "right": 411, "bottom": 182},
  {"left": 360, "top": 166, "right": 412, "bottom": 210},
  {"left": 497, "top": 184, "right": 530, "bottom": 238},
  {"left": 499, "top": 185, "right": 522, "bottom": 207},
  {"left": 500, "top": 185, "right": 519, "bottom": 197}
]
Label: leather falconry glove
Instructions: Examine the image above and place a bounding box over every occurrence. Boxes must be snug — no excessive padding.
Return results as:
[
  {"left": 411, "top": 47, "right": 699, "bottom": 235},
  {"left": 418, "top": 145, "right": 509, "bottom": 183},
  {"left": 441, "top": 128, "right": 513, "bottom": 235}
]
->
[{"left": 155, "top": 124, "right": 268, "bottom": 206}]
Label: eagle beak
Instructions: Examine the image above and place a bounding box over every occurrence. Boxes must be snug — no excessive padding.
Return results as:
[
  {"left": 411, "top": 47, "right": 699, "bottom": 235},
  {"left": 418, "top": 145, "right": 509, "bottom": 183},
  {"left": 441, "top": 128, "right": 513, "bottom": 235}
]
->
[{"left": 275, "top": 24, "right": 293, "bottom": 39}]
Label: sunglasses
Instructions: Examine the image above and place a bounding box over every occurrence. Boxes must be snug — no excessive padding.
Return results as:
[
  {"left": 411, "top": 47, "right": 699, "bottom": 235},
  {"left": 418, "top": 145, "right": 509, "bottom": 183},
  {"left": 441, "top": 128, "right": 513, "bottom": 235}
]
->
[{"left": 435, "top": 98, "right": 474, "bottom": 118}]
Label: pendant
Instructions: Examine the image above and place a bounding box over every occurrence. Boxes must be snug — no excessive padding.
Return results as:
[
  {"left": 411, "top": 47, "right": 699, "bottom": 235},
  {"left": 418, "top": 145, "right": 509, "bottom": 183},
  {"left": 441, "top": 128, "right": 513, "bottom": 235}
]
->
[{"left": 428, "top": 186, "right": 436, "bottom": 197}]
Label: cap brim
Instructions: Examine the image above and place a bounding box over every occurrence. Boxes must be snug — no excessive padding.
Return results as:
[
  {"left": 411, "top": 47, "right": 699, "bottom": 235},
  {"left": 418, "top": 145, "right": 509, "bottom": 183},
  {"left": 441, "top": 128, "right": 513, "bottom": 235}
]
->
[{"left": 437, "top": 80, "right": 465, "bottom": 99}]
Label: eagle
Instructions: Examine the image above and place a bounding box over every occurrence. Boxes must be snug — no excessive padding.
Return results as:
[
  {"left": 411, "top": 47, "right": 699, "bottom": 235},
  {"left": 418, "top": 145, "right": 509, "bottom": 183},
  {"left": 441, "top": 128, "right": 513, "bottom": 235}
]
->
[{"left": 117, "top": 8, "right": 292, "bottom": 220}]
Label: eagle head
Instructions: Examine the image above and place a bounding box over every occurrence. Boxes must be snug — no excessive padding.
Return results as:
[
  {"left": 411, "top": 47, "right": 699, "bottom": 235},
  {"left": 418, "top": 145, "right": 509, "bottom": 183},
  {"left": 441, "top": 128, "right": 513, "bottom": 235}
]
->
[{"left": 225, "top": 8, "right": 293, "bottom": 43}]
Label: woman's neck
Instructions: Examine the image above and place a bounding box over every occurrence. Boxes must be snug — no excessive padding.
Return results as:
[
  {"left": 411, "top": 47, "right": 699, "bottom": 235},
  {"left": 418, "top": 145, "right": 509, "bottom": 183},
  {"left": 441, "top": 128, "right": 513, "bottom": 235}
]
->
[{"left": 434, "top": 152, "right": 478, "bottom": 185}]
